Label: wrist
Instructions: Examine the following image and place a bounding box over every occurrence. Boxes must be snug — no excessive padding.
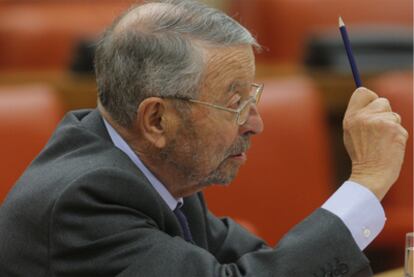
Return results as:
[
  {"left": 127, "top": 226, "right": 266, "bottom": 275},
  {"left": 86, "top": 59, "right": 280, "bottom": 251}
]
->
[{"left": 349, "top": 173, "right": 388, "bottom": 201}]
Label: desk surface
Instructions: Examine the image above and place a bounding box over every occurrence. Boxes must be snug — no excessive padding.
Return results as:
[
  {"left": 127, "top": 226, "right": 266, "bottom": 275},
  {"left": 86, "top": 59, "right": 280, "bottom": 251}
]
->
[{"left": 375, "top": 268, "right": 404, "bottom": 277}]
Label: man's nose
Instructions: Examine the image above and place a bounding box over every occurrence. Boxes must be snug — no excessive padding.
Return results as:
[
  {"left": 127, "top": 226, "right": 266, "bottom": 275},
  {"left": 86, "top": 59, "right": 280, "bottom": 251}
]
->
[{"left": 240, "top": 104, "right": 264, "bottom": 135}]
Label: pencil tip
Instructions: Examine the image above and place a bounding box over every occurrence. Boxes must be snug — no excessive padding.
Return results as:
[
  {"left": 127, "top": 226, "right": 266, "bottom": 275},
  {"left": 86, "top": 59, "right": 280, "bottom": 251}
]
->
[{"left": 339, "top": 16, "right": 345, "bottom": 27}]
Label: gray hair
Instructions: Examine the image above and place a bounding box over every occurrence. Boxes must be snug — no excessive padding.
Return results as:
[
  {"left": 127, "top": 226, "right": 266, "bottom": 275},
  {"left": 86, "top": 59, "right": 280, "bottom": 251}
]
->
[{"left": 95, "top": 0, "right": 260, "bottom": 127}]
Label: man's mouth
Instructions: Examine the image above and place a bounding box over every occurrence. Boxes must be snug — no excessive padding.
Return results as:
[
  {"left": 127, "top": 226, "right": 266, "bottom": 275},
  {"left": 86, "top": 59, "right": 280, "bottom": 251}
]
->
[
  {"left": 229, "top": 152, "right": 247, "bottom": 162},
  {"left": 226, "top": 137, "right": 250, "bottom": 162}
]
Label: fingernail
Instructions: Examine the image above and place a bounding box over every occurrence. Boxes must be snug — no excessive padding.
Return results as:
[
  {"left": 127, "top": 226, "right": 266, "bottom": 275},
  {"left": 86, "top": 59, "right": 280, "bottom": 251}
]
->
[{"left": 356, "top": 86, "right": 367, "bottom": 92}]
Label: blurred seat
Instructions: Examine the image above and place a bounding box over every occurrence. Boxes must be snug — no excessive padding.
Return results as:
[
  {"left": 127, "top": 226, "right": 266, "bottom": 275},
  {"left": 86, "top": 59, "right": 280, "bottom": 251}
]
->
[
  {"left": 367, "top": 71, "right": 413, "bottom": 253},
  {"left": 0, "top": 0, "right": 135, "bottom": 71},
  {"left": 230, "top": 0, "right": 413, "bottom": 64},
  {"left": 304, "top": 28, "right": 412, "bottom": 74},
  {"left": 0, "top": 85, "right": 63, "bottom": 202},
  {"left": 204, "top": 76, "right": 334, "bottom": 245}
]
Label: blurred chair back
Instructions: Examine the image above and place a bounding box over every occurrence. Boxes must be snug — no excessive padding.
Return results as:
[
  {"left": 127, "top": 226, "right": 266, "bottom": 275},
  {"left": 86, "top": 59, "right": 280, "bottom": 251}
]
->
[
  {"left": 368, "top": 71, "right": 413, "bottom": 250},
  {"left": 0, "top": 85, "right": 63, "bottom": 202},
  {"left": 0, "top": 1, "right": 135, "bottom": 70},
  {"left": 230, "top": 0, "right": 413, "bottom": 63},
  {"left": 204, "top": 77, "right": 334, "bottom": 245}
]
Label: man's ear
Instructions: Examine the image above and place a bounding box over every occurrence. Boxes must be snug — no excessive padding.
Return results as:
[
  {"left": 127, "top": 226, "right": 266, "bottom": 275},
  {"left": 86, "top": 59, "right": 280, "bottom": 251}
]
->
[{"left": 136, "top": 97, "right": 169, "bottom": 149}]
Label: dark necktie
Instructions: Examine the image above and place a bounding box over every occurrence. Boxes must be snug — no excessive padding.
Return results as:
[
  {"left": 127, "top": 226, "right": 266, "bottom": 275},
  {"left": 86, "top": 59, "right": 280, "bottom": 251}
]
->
[{"left": 173, "top": 206, "right": 194, "bottom": 243}]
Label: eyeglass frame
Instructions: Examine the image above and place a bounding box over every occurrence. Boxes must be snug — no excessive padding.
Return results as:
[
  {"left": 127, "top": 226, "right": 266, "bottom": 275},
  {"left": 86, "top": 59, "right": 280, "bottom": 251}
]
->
[{"left": 178, "top": 83, "right": 264, "bottom": 126}]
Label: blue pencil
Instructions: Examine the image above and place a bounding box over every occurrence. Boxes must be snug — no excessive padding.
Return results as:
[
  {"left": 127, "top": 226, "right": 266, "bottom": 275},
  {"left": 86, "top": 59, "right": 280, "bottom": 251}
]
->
[{"left": 339, "top": 16, "right": 362, "bottom": 88}]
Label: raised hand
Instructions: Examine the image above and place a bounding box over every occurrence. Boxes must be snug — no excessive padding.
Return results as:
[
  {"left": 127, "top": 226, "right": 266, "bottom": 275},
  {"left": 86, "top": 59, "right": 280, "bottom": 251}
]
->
[{"left": 343, "top": 87, "right": 409, "bottom": 200}]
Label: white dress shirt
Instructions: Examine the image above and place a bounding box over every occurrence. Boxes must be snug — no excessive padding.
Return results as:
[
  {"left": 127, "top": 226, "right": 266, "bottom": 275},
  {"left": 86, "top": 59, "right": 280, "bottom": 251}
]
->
[{"left": 103, "top": 118, "right": 385, "bottom": 250}]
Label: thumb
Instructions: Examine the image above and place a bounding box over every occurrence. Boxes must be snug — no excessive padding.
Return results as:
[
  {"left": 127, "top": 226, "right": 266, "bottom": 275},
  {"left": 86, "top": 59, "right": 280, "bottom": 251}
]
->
[{"left": 346, "top": 87, "right": 379, "bottom": 114}]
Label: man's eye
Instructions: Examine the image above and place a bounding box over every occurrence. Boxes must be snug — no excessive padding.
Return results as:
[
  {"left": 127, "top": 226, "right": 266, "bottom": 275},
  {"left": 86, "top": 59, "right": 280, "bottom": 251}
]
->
[
  {"left": 230, "top": 101, "right": 241, "bottom": 109},
  {"left": 228, "top": 95, "right": 242, "bottom": 109}
]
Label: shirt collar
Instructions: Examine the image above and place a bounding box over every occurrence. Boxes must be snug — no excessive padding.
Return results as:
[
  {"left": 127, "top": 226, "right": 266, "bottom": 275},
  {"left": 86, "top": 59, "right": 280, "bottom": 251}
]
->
[{"left": 102, "top": 118, "right": 183, "bottom": 210}]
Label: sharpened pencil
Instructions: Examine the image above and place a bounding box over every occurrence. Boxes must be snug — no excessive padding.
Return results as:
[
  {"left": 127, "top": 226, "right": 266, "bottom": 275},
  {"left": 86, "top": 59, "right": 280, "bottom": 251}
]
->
[{"left": 339, "top": 16, "right": 363, "bottom": 88}]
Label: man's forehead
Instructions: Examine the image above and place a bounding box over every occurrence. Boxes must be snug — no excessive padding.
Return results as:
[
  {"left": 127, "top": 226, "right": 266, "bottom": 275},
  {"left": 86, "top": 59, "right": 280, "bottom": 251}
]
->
[
  {"left": 206, "top": 46, "right": 255, "bottom": 81},
  {"left": 205, "top": 46, "right": 255, "bottom": 68},
  {"left": 202, "top": 46, "right": 255, "bottom": 95},
  {"left": 229, "top": 81, "right": 250, "bottom": 92}
]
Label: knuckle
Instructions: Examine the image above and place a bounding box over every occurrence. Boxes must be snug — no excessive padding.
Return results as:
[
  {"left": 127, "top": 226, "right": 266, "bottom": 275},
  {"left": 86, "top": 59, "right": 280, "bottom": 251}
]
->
[
  {"left": 392, "top": 111, "right": 400, "bottom": 118},
  {"left": 377, "top": 98, "right": 391, "bottom": 109},
  {"left": 344, "top": 112, "right": 366, "bottom": 129},
  {"left": 395, "top": 133, "right": 408, "bottom": 147},
  {"left": 378, "top": 97, "right": 390, "bottom": 105},
  {"left": 343, "top": 118, "right": 352, "bottom": 130},
  {"left": 400, "top": 127, "right": 409, "bottom": 139},
  {"left": 343, "top": 113, "right": 356, "bottom": 128},
  {"left": 384, "top": 118, "right": 398, "bottom": 127},
  {"left": 358, "top": 87, "right": 378, "bottom": 99},
  {"left": 386, "top": 123, "right": 408, "bottom": 141},
  {"left": 388, "top": 122, "right": 400, "bottom": 132},
  {"left": 359, "top": 113, "right": 373, "bottom": 124},
  {"left": 371, "top": 117, "right": 395, "bottom": 130}
]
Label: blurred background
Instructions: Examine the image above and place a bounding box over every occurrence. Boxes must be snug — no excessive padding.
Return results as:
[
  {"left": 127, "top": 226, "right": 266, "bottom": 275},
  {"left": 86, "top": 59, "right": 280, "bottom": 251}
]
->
[{"left": 0, "top": 0, "right": 412, "bottom": 273}]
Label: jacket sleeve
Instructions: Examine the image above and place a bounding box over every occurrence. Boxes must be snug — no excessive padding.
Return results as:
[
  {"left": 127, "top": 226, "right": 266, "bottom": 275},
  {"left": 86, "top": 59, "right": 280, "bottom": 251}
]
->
[
  {"left": 49, "top": 170, "right": 372, "bottom": 277},
  {"left": 204, "top": 206, "right": 373, "bottom": 277}
]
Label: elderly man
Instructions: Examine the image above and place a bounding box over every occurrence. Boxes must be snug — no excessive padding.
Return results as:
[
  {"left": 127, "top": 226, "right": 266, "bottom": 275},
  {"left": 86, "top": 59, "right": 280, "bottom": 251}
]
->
[{"left": 0, "top": 1, "right": 408, "bottom": 276}]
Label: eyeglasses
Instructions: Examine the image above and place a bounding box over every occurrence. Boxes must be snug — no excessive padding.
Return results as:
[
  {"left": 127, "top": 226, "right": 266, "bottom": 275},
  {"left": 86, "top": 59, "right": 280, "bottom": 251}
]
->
[{"left": 182, "top": 83, "right": 264, "bottom": 126}]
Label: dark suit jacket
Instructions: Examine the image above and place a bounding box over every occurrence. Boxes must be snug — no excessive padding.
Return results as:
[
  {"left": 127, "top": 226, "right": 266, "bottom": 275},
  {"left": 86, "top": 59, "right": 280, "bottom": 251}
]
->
[{"left": 0, "top": 109, "right": 373, "bottom": 276}]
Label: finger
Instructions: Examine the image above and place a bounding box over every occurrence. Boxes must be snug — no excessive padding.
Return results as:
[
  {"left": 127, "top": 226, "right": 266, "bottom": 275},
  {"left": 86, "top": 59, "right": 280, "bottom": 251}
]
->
[
  {"left": 391, "top": 123, "right": 409, "bottom": 145},
  {"left": 392, "top": 112, "right": 402, "bottom": 124},
  {"left": 346, "top": 87, "right": 379, "bottom": 113},
  {"left": 399, "top": 124, "right": 409, "bottom": 140},
  {"left": 370, "top": 112, "right": 402, "bottom": 124},
  {"left": 364, "top": 97, "right": 392, "bottom": 113}
]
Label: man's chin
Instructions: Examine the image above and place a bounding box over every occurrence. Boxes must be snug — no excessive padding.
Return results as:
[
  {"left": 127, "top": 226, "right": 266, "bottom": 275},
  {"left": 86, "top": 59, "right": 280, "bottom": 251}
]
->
[
  {"left": 199, "top": 163, "right": 240, "bottom": 187},
  {"left": 198, "top": 178, "right": 233, "bottom": 188}
]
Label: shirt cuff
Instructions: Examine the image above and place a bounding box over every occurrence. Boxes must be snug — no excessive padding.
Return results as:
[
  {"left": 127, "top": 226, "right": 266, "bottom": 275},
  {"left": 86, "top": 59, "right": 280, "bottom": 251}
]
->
[{"left": 321, "top": 180, "right": 386, "bottom": 250}]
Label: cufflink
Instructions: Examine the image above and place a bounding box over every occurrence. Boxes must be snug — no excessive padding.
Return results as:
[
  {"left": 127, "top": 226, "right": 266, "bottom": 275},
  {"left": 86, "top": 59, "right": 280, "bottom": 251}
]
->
[{"left": 363, "top": 227, "right": 371, "bottom": 238}]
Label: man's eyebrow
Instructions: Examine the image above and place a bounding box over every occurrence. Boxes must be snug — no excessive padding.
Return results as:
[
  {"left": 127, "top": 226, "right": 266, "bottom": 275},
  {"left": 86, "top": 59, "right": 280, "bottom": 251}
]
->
[{"left": 227, "top": 81, "right": 248, "bottom": 93}]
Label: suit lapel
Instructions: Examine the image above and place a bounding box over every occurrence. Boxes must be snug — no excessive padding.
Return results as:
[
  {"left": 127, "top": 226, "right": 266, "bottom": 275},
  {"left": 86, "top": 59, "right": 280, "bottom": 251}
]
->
[{"left": 182, "top": 193, "right": 208, "bottom": 249}]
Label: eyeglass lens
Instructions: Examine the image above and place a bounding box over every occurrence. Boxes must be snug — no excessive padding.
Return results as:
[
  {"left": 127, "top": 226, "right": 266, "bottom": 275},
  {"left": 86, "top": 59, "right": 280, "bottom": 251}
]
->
[{"left": 237, "top": 85, "right": 262, "bottom": 125}]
